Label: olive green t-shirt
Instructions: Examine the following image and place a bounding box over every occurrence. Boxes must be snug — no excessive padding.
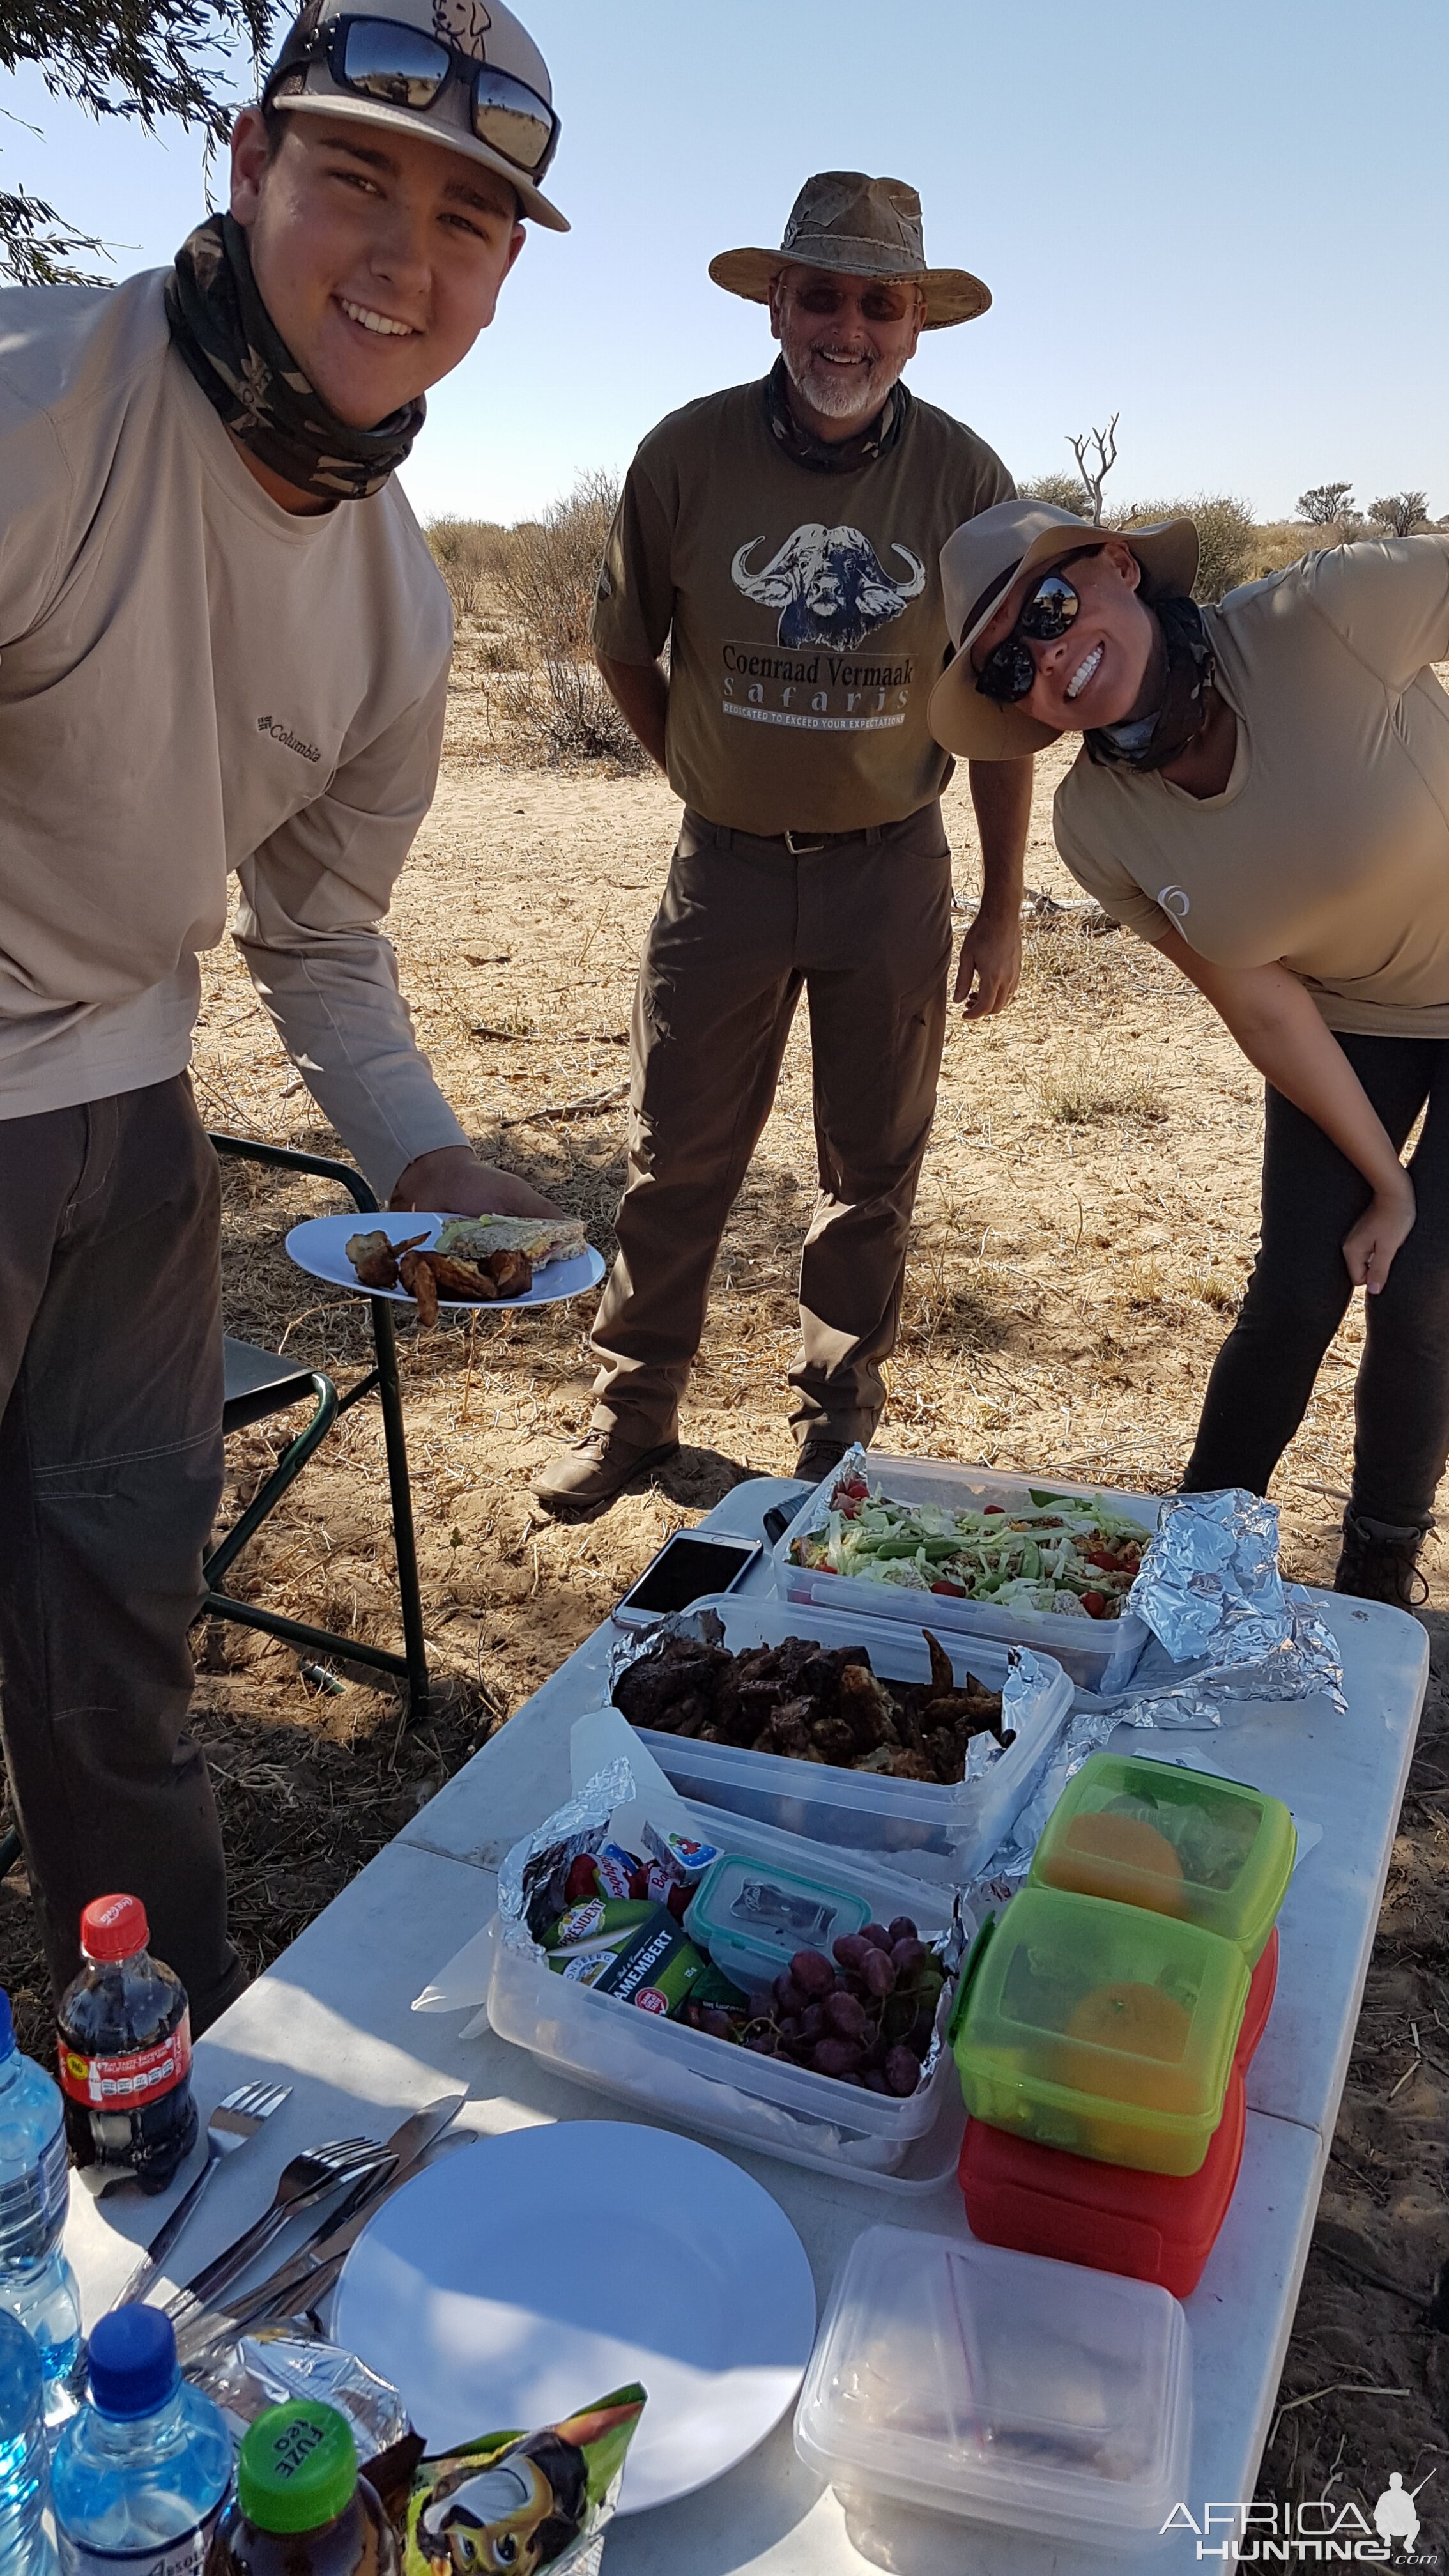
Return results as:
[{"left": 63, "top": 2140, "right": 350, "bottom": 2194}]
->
[
  {"left": 592, "top": 377, "right": 1013, "bottom": 837},
  {"left": 1054, "top": 537, "right": 1449, "bottom": 1037}
]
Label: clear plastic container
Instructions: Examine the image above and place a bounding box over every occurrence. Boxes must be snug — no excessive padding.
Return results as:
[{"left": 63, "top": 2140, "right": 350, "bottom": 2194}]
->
[
  {"left": 953, "top": 1886, "right": 1249, "bottom": 2176},
  {"left": 486, "top": 1801, "right": 969, "bottom": 2185},
  {"left": 0, "top": 2311, "right": 57, "bottom": 2576},
  {"left": 682, "top": 1854, "right": 870, "bottom": 1989},
  {"left": 52, "top": 2311, "right": 231, "bottom": 2576},
  {"left": 772, "top": 1454, "right": 1162, "bottom": 1692},
  {"left": 625, "top": 1599, "right": 1073, "bottom": 1881},
  {"left": 793, "top": 2223, "right": 1192, "bottom": 2548},
  {"left": 1030, "top": 1752, "right": 1296, "bottom": 1965},
  {"left": 0, "top": 1993, "right": 82, "bottom": 2426}
]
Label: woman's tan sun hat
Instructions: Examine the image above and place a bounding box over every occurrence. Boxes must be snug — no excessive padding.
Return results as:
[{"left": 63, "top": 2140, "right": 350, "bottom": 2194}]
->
[
  {"left": 709, "top": 171, "right": 990, "bottom": 328},
  {"left": 928, "top": 499, "right": 1200, "bottom": 760}
]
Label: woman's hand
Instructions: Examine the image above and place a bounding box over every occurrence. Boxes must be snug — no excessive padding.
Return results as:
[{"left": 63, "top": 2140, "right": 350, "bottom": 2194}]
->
[{"left": 1342, "top": 1172, "right": 1416, "bottom": 1293}]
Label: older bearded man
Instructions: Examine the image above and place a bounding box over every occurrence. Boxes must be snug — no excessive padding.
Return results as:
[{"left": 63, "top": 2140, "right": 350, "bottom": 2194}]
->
[{"left": 535, "top": 171, "right": 1030, "bottom": 1516}]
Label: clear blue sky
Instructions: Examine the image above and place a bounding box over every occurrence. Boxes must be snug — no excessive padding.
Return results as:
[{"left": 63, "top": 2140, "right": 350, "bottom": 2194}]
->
[{"left": 6, "top": 0, "right": 1446, "bottom": 527}]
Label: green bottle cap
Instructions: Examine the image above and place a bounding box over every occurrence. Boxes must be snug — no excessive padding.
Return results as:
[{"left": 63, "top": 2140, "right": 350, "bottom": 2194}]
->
[{"left": 237, "top": 2402, "right": 358, "bottom": 2534}]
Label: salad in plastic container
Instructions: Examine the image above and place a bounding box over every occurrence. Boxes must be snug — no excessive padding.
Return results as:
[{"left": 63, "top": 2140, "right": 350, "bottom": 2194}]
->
[{"left": 790, "top": 1469, "right": 1152, "bottom": 1621}]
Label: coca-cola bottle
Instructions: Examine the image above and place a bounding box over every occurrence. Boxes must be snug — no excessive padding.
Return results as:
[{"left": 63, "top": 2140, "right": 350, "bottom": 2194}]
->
[{"left": 56, "top": 1898, "right": 198, "bottom": 2196}]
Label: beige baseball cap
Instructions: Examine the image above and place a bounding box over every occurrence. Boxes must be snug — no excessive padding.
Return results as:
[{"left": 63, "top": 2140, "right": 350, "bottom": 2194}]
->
[
  {"left": 264, "top": 0, "right": 567, "bottom": 231},
  {"left": 928, "top": 498, "right": 1200, "bottom": 759},
  {"left": 710, "top": 171, "right": 990, "bottom": 328}
]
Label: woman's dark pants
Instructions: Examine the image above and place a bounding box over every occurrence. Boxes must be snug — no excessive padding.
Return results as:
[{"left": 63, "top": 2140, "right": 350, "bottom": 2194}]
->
[{"left": 1184, "top": 1033, "right": 1449, "bottom": 1530}]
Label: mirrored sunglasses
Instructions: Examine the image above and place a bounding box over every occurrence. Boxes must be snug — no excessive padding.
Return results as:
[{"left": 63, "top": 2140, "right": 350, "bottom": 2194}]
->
[
  {"left": 974, "top": 569, "right": 1082, "bottom": 706},
  {"left": 284, "top": 15, "right": 560, "bottom": 177}
]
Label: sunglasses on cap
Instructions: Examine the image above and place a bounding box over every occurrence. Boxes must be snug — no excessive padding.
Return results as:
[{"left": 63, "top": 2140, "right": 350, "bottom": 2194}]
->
[
  {"left": 273, "top": 14, "right": 560, "bottom": 178},
  {"left": 974, "top": 558, "right": 1093, "bottom": 706}
]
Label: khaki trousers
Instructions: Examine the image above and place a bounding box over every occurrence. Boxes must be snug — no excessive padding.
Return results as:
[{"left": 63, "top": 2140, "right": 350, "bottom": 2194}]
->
[
  {"left": 590, "top": 803, "right": 953, "bottom": 1448},
  {"left": 0, "top": 1076, "right": 244, "bottom": 2027}
]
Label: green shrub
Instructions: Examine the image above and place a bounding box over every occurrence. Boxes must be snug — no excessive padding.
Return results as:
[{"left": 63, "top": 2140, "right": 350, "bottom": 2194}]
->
[{"left": 1116, "top": 493, "right": 1257, "bottom": 603}]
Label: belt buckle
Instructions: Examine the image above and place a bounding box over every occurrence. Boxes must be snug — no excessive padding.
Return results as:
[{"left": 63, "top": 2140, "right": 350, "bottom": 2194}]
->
[{"left": 783, "top": 829, "right": 827, "bottom": 856}]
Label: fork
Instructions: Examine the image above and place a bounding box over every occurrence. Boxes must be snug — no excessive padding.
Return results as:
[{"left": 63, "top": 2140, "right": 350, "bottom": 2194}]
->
[
  {"left": 111, "top": 2082, "right": 293, "bottom": 2313},
  {"left": 162, "top": 2134, "right": 391, "bottom": 2323}
]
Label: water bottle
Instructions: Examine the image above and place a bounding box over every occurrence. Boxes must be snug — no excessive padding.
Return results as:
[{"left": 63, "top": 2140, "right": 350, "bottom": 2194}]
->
[
  {"left": 0, "top": 1994, "right": 82, "bottom": 2427},
  {"left": 56, "top": 1902, "right": 197, "bottom": 2198},
  {"left": 0, "top": 2312, "right": 57, "bottom": 2576},
  {"left": 52, "top": 2311, "right": 231, "bottom": 2576}
]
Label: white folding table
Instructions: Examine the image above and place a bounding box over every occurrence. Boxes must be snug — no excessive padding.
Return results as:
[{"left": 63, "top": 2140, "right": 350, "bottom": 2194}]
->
[{"left": 65, "top": 1476, "right": 1429, "bottom": 2575}]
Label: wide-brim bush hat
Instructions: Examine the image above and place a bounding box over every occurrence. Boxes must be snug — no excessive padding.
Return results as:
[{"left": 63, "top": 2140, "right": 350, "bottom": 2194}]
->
[
  {"left": 710, "top": 171, "right": 990, "bottom": 328},
  {"left": 265, "top": 0, "right": 567, "bottom": 231},
  {"left": 928, "top": 499, "right": 1200, "bottom": 759}
]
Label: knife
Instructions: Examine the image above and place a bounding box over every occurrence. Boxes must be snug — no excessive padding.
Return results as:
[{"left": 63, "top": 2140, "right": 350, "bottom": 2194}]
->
[{"left": 177, "top": 2094, "right": 466, "bottom": 2355}]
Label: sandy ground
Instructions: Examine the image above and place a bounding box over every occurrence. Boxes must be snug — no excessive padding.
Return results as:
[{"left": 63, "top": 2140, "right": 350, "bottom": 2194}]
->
[{"left": 4, "top": 661, "right": 1448, "bottom": 2529}]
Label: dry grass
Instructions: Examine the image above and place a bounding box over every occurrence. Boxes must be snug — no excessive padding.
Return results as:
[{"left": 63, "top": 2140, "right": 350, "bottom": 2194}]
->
[{"left": 4, "top": 691, "right": 1449, "bottom": 2527}]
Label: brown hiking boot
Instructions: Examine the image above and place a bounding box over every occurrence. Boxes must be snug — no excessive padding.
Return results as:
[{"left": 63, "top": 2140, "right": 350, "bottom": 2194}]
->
[
  {"left": 532, "top": 1427, "right": 681, "bottom": 1518},
  {"left": 1333, "top": 1508, "right": 1430, "bottom": 1608},
  {"left": 794, "top": 1431, "right": 866, "bottom": 1487}
]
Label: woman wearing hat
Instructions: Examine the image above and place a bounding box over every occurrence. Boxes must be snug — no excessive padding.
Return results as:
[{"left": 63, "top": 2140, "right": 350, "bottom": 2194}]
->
[{"left": 930, "top": 502, "right": 1449, "bottom": 1603}]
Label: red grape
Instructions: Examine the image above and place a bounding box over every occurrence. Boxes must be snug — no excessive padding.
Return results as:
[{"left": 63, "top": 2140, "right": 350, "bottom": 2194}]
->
[
  {"left": 860, "top": 1947, "right": 897, "bottom": 1998},
  {"left": 863, "top": 2071, "right": 890, "bottom": 2095},
  {"left": 891, "top": 1937, "right": 929, "bottom": 1975},
  {"left": 833, "top": 1933, "right": 871, "bottom": 1970},
  {"left": 813, "top": 2037, "right": 864, "bottom": 2078},
  {"left": 822, "top": 1990, "right": 870, "bottom": 2040},
  {"left": 790, "top": 1948, "right": 836, "bottom": 1998},
  {"left": 773, "top": 1972, "right": 806, "bottom": 2017},
  {"left": 799, "top": 2002, "right": 825, "bottom": 2042},
  {"left": 887, "top": 1916, "right": 917, "bottom": 1945},
  {"left": 884, "top": 2046, "right": 921, "bottom": 2096},
  {"left": 861, "top": 1922, "right": 893, "bottom": 1951}
]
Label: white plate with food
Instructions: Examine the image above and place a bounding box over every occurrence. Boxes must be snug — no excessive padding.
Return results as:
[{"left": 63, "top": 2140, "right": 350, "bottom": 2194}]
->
[
  {"left": 285, "top": 1210, "right": 605, "bottom": 1314},
  {"left": 332, "top": 2122, "right": 818, "bottom": 2514}
]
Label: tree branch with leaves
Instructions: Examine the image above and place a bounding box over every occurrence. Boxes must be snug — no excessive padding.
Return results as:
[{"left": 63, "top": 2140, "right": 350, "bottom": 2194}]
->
[{"left": 1, "top": 0, "right": 275, "bottom": 284}]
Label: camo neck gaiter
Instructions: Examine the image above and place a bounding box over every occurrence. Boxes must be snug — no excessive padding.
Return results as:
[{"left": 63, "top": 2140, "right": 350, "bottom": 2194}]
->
[
  {"left": 764, "top": 357, "right": 910, "bottom": 474},
  {"left": 165, "top": 212, "right": 425, "bottom": 504},
  {"left": 1085, "top": 593, "right": 1216, "bottom": 773}
]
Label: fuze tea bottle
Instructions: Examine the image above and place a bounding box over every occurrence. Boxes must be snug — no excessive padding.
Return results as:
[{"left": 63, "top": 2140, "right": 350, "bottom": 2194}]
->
[
  {"left": 56, "top": 1901, "right": 197, "bottom": 2196},
  {"left": 208, "top": 2404, "right": 397, "bottom": 2576}
]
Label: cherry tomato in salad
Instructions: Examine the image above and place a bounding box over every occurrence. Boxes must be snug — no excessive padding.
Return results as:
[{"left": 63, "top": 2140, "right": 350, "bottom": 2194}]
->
[
  {"left": 930, "top": 1579, "right": 968, "bottom": 1596},
  {"left": 983, "top": 1504, "right": 1004, "bottom": 1515},
  {"left": 1080, "top": 1590, "right": 1108, "bottom": 1619}
]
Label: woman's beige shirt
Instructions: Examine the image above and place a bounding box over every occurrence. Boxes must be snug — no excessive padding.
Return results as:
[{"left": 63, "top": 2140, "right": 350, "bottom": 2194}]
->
[{"left": 1054, "top": 537, "right": 1449, "bottom": 1037}]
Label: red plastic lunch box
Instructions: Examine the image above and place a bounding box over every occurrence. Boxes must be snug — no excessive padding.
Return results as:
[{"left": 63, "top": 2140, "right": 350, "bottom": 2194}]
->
[{"left": 956, "top": 1927, "right": 1278, "bottom": 2298}]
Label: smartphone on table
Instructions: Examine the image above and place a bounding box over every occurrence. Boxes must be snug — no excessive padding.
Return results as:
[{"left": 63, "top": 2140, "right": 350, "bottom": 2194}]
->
[{"left": 612, "top": 1530, "right": 763, "bottom": 1629}]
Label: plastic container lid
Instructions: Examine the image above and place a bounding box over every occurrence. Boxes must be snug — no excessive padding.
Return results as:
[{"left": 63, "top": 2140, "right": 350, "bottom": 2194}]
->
[
  {"left": 953, "top": 1886, "right": 1250, "bottom": 2177},
  {"left": 793, "top": 2223, "right": 1192, "bottom": 2543},
  {"left": 684, "top": 1853, "right": 870, "bottom": 1991},
  {"left": 80, "top": 1895, "right": 149, "bottom": 1963},
  {"left": 1030, "top": 1752, "right": 1296, "bottom": 1964},
  {"left": 0, "top": 1988, "right": 13, "bottom": 2058},
  {"left": 238, "top": 2402, "right": 358, "bottom": 2533},
  {"left": 88, "top": 2307, "right": 180, "bottom": 2419}
]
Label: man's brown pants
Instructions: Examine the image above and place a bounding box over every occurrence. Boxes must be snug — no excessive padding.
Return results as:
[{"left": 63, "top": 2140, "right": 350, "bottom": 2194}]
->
[
  {"left": 590, "top": 803, "right": 954, "bottom": 1449},
  {"left": 0, "top": 1076, "right": 245, "bottom": 2027}
]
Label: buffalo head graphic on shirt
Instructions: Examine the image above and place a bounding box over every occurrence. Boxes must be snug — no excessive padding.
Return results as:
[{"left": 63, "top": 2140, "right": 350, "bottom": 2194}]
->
[{"left": 731, "top": 523, "right": 926, "bottom": 652}]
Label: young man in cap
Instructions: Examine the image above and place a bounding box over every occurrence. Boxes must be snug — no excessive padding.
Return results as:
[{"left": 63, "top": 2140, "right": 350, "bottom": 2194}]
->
[
  {"left": 0, "top": 0, "right": 564, "bottom": 2025},
  {"left": 535, "top": 172, "right": 1031, "bottom": 1516}
]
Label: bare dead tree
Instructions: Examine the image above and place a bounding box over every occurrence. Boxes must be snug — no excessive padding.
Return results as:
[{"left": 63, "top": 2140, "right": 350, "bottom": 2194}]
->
[{"left": 1068, "top": 415, "right": 1120, "bottom": 527}]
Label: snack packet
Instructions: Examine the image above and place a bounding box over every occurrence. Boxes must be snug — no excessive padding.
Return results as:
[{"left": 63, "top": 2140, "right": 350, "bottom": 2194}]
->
[{"left": 403, "top": 2385, "right": 646, "bottom": 2576}]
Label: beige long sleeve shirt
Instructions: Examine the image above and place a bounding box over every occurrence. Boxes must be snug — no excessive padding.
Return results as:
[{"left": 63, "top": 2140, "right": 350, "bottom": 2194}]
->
[
  {"left": 1054, "top": 538, "right": 1449, "bottom": 1037},
  {"left": 0, "top": 266, "right": 468, "bottom": 1192}
]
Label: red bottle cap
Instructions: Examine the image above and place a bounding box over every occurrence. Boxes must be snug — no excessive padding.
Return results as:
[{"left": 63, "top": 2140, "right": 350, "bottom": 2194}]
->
[{"left": 80, "top": 1894, "right": 149, "bottom": 1963}]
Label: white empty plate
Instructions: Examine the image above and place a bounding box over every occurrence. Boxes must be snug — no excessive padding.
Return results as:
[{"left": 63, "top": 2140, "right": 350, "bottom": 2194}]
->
[
  {"left": 332, "top": 2123, "right": 817, "bottom": 2513},
  {"left": 285, "top": 1211, "right": 604, "bottom": 1309}
]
